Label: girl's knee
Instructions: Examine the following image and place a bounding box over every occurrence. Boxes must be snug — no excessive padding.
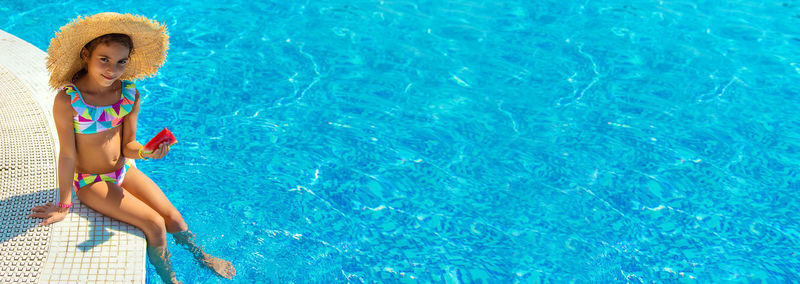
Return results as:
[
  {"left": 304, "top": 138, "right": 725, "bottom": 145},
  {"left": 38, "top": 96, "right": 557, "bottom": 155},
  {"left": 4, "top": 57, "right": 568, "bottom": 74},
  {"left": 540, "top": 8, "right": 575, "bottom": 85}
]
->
[
  {"left": 164, "top": 210, "right": 188, "bottom": 233},
  {"left": 144, "top": 215, "right": 168, "bottom": 245}
]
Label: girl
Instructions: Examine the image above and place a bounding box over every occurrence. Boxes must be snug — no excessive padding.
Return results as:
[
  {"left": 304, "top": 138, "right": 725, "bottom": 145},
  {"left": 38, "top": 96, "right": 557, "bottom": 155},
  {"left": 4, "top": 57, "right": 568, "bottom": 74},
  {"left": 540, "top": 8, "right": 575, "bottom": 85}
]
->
[{"left": 27, "top": 12, "right": 235, "bottom": 283}]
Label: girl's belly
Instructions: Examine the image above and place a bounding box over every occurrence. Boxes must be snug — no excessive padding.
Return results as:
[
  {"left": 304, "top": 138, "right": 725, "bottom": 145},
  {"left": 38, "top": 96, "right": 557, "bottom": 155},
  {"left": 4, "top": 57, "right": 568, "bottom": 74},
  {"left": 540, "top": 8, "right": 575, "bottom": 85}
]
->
[{"left": 74, "top": 126, "right": 125, "bottom": 174}]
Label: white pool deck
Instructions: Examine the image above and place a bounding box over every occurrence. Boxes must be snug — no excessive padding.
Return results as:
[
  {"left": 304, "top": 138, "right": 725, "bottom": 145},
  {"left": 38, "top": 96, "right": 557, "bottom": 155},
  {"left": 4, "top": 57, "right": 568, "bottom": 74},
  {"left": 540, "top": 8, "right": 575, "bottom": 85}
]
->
[{"left": 0, "top": 29, "right": 146, "bottom": 282}]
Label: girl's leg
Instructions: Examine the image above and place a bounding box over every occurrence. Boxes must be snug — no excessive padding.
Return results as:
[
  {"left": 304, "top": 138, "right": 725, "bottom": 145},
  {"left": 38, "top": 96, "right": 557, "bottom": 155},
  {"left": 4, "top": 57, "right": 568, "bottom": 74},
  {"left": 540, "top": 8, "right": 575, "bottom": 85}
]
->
[
  {"left": 120, "top": 165, "right": 236, "bottom": 279},
  {"left": 146, "top": 245, "right": 182, "bottom": 284},
  {"left": 173, "top": 229, "right": 236, "bottom": 279},
  {"left": 77, "top": 181, "right": 181, "bottom": 284},
  {"left": 119, "top": 166, "right": 187, "bottom": 233},
  {"left": 77, "top": 180, "right": 167, "bottom": 245}
]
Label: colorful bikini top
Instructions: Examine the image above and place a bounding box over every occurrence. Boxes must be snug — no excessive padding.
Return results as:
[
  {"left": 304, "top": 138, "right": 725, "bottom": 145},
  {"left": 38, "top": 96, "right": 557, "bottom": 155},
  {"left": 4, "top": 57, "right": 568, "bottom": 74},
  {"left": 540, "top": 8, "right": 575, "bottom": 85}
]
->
[{"left": 63, "top": 80, "right": 136, "bottom": 134}]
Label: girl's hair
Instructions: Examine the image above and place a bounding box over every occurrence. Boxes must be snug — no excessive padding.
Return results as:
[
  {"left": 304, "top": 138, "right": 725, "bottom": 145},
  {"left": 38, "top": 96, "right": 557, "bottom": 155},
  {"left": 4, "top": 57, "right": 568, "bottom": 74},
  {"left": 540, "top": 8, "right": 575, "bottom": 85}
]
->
[{"left": 71, "top": 33, "right": 134, "bottom": 82}]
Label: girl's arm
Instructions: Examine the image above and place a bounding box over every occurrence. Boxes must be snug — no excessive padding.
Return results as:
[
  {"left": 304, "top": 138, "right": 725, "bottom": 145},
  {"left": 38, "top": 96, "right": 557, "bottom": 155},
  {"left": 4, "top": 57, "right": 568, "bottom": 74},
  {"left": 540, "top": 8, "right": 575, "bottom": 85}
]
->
[
  {"left": 53, "top": 89, "right": 77, "bottom": 207},
  {"left": 122, "top": 89, "right": 145, "bottom": 159},
  {"left": 121, "top": 88, "right": 170, "bottom": 159}
]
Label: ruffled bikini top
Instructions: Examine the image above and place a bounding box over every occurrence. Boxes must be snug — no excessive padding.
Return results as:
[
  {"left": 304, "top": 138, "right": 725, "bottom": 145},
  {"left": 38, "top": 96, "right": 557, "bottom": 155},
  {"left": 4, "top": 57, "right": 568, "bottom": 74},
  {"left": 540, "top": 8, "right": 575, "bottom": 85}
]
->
[{"left": 62, "top": 80, "right": 136, "bottom": 134}]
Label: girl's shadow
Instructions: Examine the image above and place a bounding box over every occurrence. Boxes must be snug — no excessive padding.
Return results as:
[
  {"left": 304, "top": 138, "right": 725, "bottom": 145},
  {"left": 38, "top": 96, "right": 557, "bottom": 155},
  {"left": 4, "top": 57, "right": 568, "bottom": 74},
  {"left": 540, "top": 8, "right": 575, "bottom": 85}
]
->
[{"left": 1, "top": 189, "right": 144, "bottom": 252}]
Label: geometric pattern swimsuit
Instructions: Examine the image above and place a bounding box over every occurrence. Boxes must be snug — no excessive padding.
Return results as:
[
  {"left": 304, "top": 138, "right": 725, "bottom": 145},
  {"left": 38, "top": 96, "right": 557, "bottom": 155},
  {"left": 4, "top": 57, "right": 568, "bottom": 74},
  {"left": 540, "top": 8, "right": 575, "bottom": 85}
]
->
[
  {"left": 62, "top": 80, "right": 137, "bottom": 192},
  {"left": 73, "top": 159, "right": 135, "bottom": 193}
]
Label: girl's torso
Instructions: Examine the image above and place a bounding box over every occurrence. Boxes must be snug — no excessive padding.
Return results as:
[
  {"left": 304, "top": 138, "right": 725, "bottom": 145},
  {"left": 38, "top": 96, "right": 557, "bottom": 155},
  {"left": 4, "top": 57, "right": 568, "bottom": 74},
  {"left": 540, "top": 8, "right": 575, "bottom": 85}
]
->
[{"left": 65, "top": 79, "right": 135, "bottom": 174}]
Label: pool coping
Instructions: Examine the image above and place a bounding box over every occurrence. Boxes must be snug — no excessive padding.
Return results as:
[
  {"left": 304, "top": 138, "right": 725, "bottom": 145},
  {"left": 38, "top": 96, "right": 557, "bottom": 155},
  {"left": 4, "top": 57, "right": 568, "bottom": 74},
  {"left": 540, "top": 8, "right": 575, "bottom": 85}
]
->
[{"left": 0, "top": 29, "right": 146, "bottom": 283}]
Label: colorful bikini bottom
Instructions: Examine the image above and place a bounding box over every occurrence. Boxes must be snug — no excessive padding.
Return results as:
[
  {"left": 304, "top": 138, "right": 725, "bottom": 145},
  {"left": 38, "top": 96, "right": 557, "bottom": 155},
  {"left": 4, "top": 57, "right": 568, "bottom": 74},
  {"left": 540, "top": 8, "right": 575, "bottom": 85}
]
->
[{"left": 73, "top": 159, "right": 134, "bottom": 192}]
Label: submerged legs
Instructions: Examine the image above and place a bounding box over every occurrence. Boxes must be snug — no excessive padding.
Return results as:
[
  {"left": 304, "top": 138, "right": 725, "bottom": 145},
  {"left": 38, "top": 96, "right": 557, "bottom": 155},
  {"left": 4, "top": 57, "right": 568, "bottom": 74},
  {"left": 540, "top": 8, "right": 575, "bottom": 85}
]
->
[
  {"left": 146, "top": 245, "right": 182, "bottom": 284},
  {"left": 172, "top": 229, "right": 236, "bottom": 279}
]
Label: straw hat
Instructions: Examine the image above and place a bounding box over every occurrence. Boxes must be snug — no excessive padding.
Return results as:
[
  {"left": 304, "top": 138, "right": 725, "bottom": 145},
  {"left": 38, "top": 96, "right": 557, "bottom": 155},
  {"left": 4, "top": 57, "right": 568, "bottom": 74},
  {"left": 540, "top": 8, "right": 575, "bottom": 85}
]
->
[{"left": 46, "top": 12, "right": 169, "bottom": 89}]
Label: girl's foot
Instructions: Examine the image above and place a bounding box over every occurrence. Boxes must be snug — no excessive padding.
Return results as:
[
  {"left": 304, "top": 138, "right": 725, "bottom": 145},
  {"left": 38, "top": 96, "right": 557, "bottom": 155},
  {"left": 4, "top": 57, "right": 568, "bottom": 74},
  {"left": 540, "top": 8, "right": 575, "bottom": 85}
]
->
[
  {"left": 172, "top": 229, "right": 236, "bottom": 279},
  {"left": 200, "top": 253, "right": 236, "bottom": 279}
]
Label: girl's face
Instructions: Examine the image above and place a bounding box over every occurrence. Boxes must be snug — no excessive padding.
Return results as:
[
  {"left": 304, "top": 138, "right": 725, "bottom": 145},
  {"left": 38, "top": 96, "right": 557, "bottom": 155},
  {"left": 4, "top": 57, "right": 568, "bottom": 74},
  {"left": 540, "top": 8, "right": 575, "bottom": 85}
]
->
[{"left": 83, "top": 42, "right": 130, "bottom": 87}]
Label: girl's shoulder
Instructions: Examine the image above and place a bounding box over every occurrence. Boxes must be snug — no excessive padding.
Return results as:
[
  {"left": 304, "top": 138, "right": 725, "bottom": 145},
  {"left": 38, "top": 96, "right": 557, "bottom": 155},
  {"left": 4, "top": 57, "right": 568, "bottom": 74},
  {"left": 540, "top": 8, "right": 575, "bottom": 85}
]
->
[
  {"left": 121, "top": 79, "right": 135, "bottom": 89},
  {"left": 54, "top": 87, "right": 70, "bottom": 102},
  {"left": 58, "top": 83, "right": 78, "bottom": 96},
  {"left": 52, "top": 87, "right": 75, "bottom": 115},
  {"left": 55, "top": 83, "right": 81, "bottom": 107},
  {"left": 120, "top": 80, "right": 137, "bottom": 102}
]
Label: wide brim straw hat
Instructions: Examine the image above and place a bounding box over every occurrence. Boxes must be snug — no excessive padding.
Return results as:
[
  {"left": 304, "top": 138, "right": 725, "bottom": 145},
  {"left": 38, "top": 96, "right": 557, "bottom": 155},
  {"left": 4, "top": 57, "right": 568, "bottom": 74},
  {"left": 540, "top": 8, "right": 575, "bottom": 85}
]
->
[{"left": 46, "top": 12, "right": 169, "bottom": 89}]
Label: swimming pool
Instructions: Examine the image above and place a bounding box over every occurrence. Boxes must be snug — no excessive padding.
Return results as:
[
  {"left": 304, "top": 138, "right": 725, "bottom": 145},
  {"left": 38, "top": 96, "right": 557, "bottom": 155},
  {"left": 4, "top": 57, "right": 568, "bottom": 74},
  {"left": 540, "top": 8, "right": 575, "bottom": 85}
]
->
[{"left": 3, "top": 0, "right": 800, "bottom": 282}]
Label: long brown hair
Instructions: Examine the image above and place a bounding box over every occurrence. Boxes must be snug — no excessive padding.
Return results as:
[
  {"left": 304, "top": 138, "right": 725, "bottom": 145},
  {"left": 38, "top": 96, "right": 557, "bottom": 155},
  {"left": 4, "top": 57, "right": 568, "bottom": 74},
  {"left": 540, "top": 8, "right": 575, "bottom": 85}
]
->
[{"left": 71, "top": 33, "right": 134, "bottom": 82}]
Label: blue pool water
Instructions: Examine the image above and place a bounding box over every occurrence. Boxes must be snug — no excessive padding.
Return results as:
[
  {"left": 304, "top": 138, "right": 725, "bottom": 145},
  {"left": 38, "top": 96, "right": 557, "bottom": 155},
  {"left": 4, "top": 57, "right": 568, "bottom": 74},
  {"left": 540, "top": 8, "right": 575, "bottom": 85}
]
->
[{"left": 3, "top": 0, "right": 800, "bottom": 282}]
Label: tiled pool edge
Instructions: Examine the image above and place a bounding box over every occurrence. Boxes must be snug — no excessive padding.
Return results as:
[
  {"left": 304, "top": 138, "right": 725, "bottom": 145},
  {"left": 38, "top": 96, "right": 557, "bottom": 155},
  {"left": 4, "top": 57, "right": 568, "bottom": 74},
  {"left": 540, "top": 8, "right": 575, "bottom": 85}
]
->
[
  {"left": 0, "top": 62, "right": 54, "bottom": 283},
  {"left": 0, "top": 29, "right": 146, "bottom": 283}
]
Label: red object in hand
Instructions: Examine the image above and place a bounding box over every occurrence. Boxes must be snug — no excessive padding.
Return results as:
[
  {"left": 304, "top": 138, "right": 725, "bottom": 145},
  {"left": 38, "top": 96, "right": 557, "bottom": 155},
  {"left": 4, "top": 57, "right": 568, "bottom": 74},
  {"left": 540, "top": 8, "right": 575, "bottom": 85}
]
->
[{"left": 143, "top": 127, "right": 178, "bottom": 153}]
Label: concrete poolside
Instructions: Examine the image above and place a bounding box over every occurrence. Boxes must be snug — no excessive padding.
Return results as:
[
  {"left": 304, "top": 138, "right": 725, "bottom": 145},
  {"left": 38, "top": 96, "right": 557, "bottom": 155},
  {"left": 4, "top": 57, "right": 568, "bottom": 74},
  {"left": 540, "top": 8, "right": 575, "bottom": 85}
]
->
[{"left": 0, "top": 29, "right": 146, "bottom": 282}]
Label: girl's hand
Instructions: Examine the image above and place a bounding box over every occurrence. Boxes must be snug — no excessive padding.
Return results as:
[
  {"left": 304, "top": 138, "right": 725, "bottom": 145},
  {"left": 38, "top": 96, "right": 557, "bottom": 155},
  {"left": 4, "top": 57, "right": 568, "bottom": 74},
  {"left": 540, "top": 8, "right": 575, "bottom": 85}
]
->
[
  {"left": 29, "top": 202, "right": 68, "bottom": 226},
  {"left": 145, "top": 142, "right": 171, "bottom": 159}
]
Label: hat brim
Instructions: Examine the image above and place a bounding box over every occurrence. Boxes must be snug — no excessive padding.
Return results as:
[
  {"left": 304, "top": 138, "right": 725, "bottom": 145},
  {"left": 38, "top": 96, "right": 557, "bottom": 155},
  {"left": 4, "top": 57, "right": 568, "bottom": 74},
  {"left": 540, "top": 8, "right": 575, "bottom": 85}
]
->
[{"left": 46, "top": 12, "right": 169, "bottom": 90}]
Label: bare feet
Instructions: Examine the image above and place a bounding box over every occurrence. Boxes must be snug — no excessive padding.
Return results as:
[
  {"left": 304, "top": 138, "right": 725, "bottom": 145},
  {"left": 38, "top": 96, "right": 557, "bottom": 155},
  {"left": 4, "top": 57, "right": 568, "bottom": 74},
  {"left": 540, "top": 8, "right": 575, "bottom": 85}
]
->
[
  {"left": 200, "top": 253, "right": 236, "bottom": 279},
  {"left": 171, "top": 230, "right": 235, "bottom": 279}
]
